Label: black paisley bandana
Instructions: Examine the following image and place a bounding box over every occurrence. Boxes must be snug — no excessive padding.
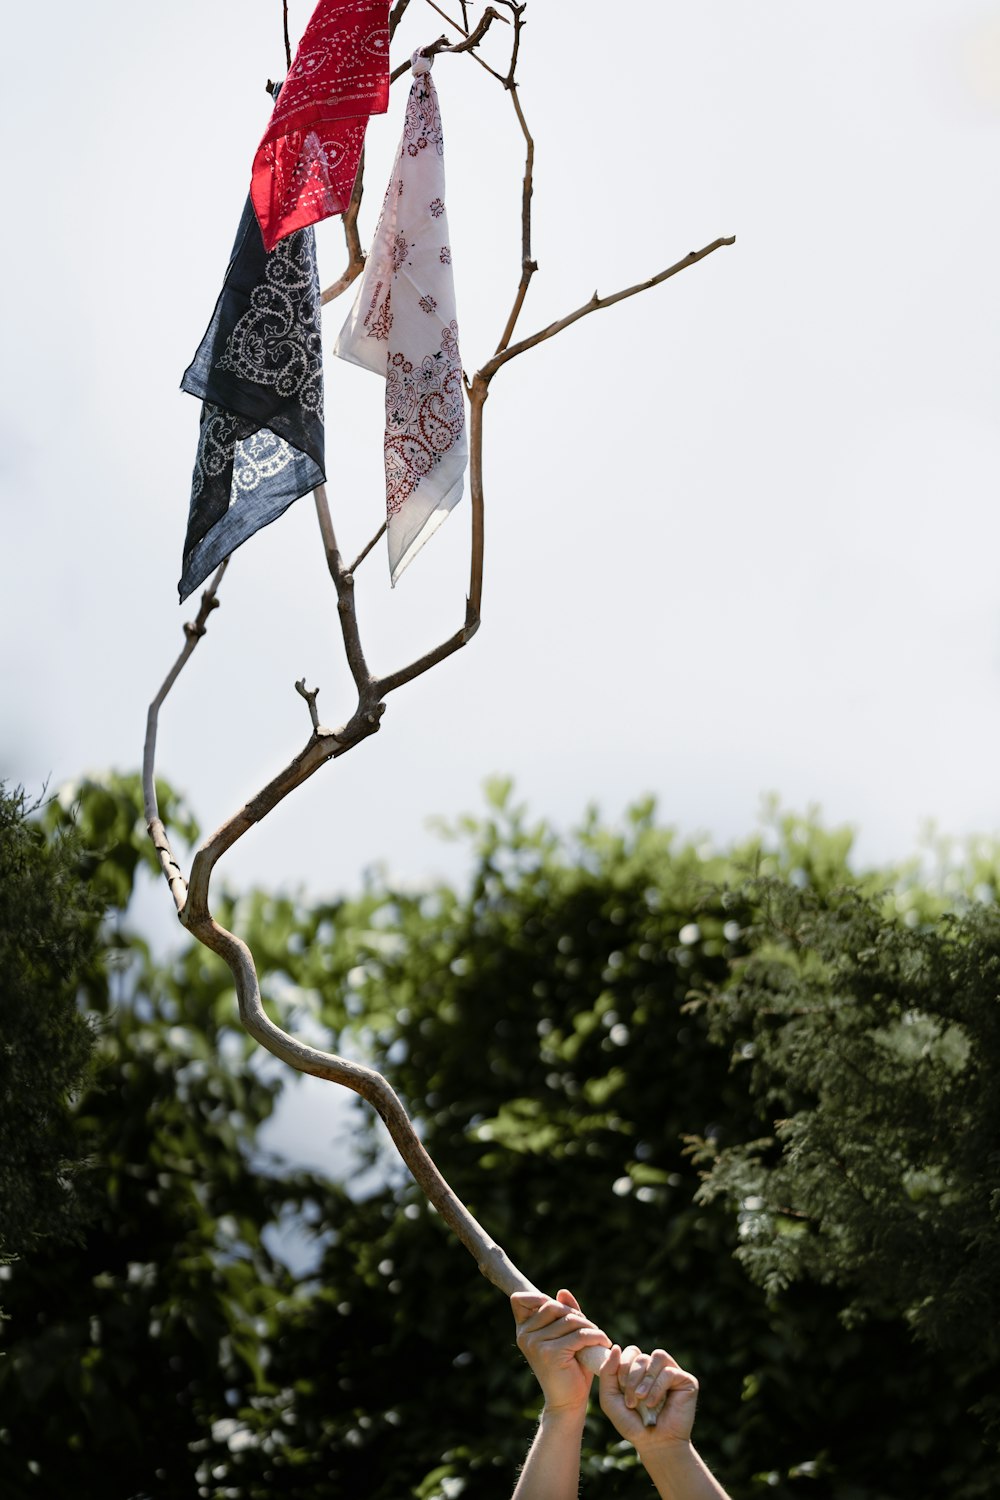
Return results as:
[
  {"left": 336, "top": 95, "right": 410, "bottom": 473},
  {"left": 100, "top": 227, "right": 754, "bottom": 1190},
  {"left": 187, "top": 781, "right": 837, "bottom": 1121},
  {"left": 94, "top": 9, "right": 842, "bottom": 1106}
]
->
[{"left": 178, "top": 196, "right": 325, "bottom": 601}]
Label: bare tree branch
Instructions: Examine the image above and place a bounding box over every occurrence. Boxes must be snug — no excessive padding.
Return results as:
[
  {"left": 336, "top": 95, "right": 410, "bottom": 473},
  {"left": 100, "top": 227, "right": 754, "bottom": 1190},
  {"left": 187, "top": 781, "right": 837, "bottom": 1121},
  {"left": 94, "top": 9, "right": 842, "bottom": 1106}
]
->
[
  {"left": 313, "top": 485, "right": 374, "bottom": 693},
  {"left": 320, "top": 150, "right": 367, "bottom": 305},
  {"left": 146, "top": 5, "right": 726, "bottom": 1429},
  {"left": 389, "top": 0, "right": 414, "bottom": 40},
  {"left": 392, "top": 1, "right": 507, "bottom": 83},
  {"left": 180, "top": 896, "right": 538, "bottom": 1296},
  {"left": 282, "top": 0, "right": 292, "bottom": 69},
  {"left": 348, "top": 521, "right": 388, "bottom": 574},
  {"left": 422, "top": 0, "right": 471, "bottom": 34},
  {"left": 466, "top": 375, "right": 486, "bottom": 621},
  {"left": 480, "top": 236, "right": 737, "bottom": 381},
  {"left": 494, "top": 78, "right": 536, "bottom": 354},
  {"left": 449, "top": 5, "right": 508, "bottom": 50},
  {"left": 174, "top": 888, "right": 650, "bottom": 1419},
  {"left": 143, "top": 562, "right": 228, "bottom": 915}
]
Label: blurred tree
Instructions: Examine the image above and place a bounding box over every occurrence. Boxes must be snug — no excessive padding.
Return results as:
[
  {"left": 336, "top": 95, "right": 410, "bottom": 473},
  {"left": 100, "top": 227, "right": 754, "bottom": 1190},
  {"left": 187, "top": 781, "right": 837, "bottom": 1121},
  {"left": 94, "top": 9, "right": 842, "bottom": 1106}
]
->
[
  {"left": 2, "top": 777, "right": 997, "bottom": 1499},
  {"left": 0, "top": 782, "right": 103, "bottom": 1261},
  {"left": 0, "top": 777, "right": 326, "bottom": 1499},
  {"left": 224, "top": 785, "right": 998, "bottom": 1499},
  {"left": 693, "top": 876, "right": 1000, "bottom": 1446}
]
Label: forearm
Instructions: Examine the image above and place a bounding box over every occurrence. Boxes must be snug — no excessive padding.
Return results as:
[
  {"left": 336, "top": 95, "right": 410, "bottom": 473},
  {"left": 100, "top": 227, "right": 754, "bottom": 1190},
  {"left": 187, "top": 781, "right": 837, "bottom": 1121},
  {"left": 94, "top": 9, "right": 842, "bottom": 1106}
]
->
[
  {"left": 637, "top": 1439, "right": 731, "bottom": 1500},
  {"left": 511, "top": 1406, "right": 588, "bottom": 1500}
]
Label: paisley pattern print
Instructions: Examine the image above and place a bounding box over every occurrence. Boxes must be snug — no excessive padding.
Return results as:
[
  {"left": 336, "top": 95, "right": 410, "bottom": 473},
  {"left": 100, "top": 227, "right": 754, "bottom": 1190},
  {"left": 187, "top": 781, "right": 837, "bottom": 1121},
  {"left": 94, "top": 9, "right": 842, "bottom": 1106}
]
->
[
  {"left": 251, "top": 0, "right": 390, "bottom": 251},
  {"left": 216, "top": 228, "right": 323, "bottom": 413},
  {"left": 178, "top": 197, "right": 324, "bottom": 601},
  {"left": 334, "top": 54, "right": 467, "bottom": 585}
]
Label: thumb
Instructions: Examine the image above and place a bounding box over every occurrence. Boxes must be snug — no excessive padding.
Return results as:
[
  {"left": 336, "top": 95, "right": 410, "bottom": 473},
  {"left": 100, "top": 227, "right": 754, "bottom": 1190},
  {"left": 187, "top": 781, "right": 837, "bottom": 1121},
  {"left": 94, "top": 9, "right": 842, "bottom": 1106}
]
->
[
  {"left": 510, "top": 1291, "right": 546, "bottom": 1323},
  {"left": 556, "top": 1288, "right": 581, "bottom": 1311},
  {"left": 598, "top": 1343, "right": 622, "bottom": 1403}
]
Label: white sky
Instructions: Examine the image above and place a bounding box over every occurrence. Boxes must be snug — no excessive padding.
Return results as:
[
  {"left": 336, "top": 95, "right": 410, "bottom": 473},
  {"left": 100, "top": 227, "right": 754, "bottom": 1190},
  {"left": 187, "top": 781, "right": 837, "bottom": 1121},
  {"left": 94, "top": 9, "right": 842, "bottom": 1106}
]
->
[{"left": 3, "top": 1, "right": 1000, "bottom": 925}]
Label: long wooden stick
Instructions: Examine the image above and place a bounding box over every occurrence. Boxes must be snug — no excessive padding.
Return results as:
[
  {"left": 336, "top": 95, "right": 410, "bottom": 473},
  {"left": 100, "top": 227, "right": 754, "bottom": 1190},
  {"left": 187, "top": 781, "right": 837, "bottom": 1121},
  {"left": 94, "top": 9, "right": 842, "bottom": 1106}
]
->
[{"left": 146, "top": 2, "right": 730, "bottom": 1430}]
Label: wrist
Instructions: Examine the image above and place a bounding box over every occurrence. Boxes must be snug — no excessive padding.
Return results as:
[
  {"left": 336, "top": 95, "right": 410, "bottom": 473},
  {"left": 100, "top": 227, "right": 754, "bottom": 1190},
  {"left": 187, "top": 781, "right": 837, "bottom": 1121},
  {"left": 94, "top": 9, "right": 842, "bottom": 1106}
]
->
[
  {"left": 539, "top": 1399, "right": 589, "bottom": 1427},
  {"left": 635, "top": 1435, "right": 695, "bottom": 1469},
  {"left": 640, "top": 1438, "right": 727, "bottom": 1500}
]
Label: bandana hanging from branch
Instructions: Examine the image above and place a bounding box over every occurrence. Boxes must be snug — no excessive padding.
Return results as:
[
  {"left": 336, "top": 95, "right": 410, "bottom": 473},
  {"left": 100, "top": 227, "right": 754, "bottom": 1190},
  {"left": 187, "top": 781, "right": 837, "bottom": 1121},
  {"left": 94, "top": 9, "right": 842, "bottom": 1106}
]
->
[
  {"left": 252, "top": 0, "right": 391, "bottom": 252},
  {"left": 334, "top": 53, "right": 467, "bottom": 585},
  {"left": 177, "top": 198, "right": 324, "bottom": 602}
]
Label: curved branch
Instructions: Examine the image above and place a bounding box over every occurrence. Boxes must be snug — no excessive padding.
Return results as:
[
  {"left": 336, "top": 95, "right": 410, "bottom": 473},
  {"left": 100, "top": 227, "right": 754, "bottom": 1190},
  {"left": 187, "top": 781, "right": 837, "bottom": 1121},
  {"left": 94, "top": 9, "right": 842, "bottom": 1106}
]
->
[
  {"left": 179, "top": 887, "right": 658, "bottom": 1420},
  {"left": 183, "top": 900, "right": 533, "bottom": 1293},
  {"left": 320, "top": 150, "right": 367, "bottom": 305},
  {"left": 146, "top": 4, "right": 726, "bottom": 1431}
]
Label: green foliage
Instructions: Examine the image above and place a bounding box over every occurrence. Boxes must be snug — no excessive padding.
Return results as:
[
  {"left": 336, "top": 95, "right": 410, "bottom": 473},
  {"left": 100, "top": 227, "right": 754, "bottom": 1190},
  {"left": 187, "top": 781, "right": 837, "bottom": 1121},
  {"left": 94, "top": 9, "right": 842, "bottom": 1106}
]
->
[
  {"left": 2, "top": 776, "right": 997, "bottom": 1498},
  {"left": 226, "top": 788, "right": 999, "bottom": 1498},
  {"left": 0, "top": 775, "right": 324, "bottom": 1498},
  {"left": 694, "top": 879, "right": 1000, "bottom": 1387},
  {"left": 0, "top": 783, "right": 103, "bottom": 1258}
]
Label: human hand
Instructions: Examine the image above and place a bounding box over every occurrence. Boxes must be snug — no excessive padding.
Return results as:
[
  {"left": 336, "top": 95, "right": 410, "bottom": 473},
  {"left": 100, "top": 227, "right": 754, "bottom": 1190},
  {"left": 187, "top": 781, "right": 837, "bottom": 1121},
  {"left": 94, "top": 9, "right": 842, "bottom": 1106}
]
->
[
  {"left": 598, "top": 1343, "right": 700, "bottom": 1452},
  {"left": 510, "top": 1288, "right": 611, "bottom": 1416}
]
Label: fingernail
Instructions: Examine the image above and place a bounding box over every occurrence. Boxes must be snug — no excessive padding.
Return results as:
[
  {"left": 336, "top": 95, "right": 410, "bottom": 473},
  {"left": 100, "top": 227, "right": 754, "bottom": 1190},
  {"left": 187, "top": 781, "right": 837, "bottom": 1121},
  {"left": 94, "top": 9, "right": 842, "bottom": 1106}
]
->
[{"left": 636, "top": 1382, "right": 650, "bottom": 1397}]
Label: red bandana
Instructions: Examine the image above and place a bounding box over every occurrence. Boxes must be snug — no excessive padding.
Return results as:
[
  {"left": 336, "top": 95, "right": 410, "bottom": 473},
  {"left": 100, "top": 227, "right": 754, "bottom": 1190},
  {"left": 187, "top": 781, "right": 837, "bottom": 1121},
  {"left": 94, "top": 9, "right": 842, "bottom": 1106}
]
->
[{"left": 251, "top": 0, "right": 391, "bottom": 253}]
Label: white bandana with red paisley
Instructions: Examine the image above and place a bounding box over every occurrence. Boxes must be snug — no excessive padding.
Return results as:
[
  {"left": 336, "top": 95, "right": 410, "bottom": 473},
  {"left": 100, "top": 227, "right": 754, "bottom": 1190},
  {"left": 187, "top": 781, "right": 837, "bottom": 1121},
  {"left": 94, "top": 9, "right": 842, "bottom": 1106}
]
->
[{"left": 334, "top": 52, "right": 467, "bottom": 585}]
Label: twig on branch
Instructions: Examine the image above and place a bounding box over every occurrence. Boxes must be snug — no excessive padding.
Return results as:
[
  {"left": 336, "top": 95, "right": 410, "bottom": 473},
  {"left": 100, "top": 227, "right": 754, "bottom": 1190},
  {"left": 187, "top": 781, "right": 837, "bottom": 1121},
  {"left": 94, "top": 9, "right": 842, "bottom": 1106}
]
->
[
  {"left": 282, "top": 0, "right": 292, "bottom": 69},
  {"left": 450, "top": 4, "right": 509, "bottom": 49},
  {"left": 422, "top": 0, "right": 472, "bottom": 34},
  {"left": 348, "top": 521, "right": 387, "bottom": 575},
  {"left": 480, "top": 236, "right": 737, "bottom": 381},
  {"left": 391, "top": 1, "right": 507, "bottom": 83},
  {"left": 294, "top": 678, "right": 322, "bottom": 732},
  {"left": 494, "top": 0, "right": 526, "bottom": 85}
]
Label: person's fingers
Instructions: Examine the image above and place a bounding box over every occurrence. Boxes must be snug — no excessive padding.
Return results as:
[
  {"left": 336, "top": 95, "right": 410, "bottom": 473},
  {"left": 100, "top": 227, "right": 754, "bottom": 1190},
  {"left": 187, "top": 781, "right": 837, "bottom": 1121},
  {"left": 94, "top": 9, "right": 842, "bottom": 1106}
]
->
[
  {"left": 620, "top": 1350, "right": 653, "bottom": 1408},
  {"left": 641, "top": 1361, "right": 699, "bottom": 1412},
  {"left": 555, "top": 1289, "right": 611, "bottom": 1353},
  {"left": 633, "top": 1348, "right": 676, "bottom": 1400},
  {"left": 524, "top": 1308, "right": 593, "bottom": 1343},
  {"left": 511, "top": 1294, "right": 570, "bottom": 1336},
  {"left": 553, "top": 1326, "right": 612, "bottom": 1355},
  {"left": 510, "top": 1292, "right": 546, "bottom": 1325},
  {"left": 598, "top": 1342, "right": 623, "bottom": 1403},
  {"left": 616, "top": 1344, "right": 643, "bottom": 1393}
]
